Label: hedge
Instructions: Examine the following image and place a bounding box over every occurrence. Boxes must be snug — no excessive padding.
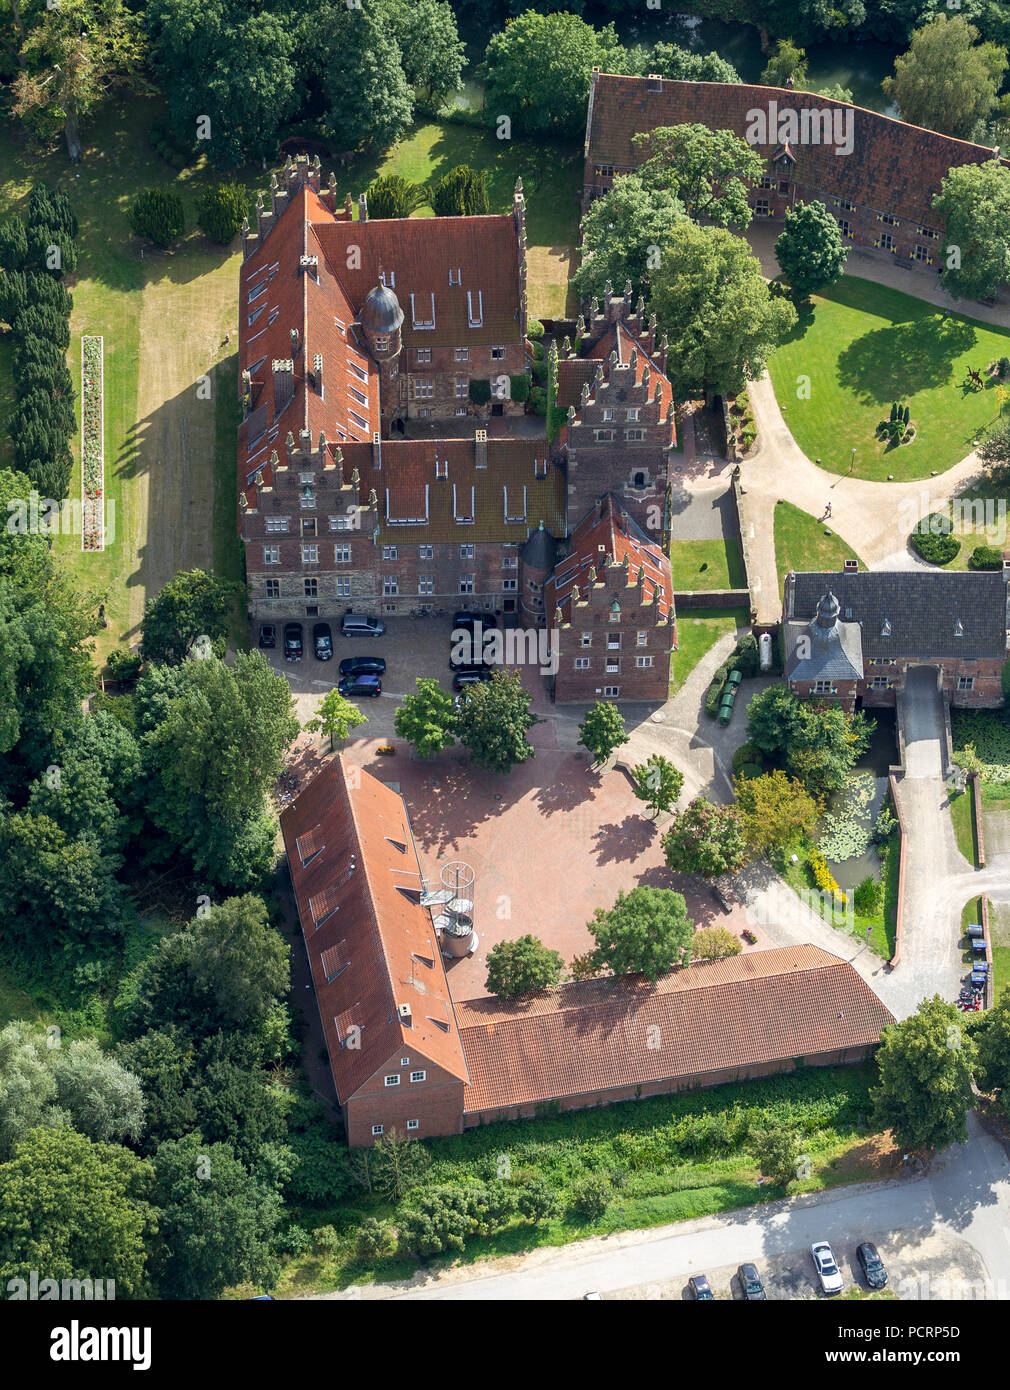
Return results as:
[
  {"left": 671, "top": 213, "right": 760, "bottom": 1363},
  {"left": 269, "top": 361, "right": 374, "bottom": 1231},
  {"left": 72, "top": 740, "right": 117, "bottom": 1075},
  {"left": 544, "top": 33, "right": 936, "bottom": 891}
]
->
[
  {"left": 508, "top": 373, "right": 530, "bottom": 403},
  {"left": 968, "top": 544, "right": 1003, "bottom": 570},
  {"left": 468, "top": 378, "right": 491, "bottom": 405},
  {"left": 909, "top": 513, "right": 960, "bottom": 565}
]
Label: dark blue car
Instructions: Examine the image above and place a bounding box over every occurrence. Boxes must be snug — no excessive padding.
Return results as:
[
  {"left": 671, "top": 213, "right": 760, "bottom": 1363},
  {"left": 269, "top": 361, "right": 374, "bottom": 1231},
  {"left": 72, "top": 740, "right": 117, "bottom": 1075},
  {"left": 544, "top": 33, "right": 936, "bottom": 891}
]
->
[{"left": 338, "top": 674, "right": 382, "bottom": 698}]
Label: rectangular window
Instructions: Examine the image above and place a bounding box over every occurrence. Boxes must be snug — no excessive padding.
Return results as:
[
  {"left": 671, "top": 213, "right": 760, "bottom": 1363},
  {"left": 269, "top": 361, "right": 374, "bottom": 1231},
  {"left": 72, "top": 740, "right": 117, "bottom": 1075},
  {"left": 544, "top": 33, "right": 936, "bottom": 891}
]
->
[
  {"left": 301, "top": 517, "right": 317, "bottom": 537},
  {"left": 383, "top": 545, "right": 398, "bottom": 560},
  {"left": 877, "top": 232, "right": 895, "bottom": 252},
  {"left": 448, "top": 267, "right": 461, "bottom": 286},
  {"left": 455, "top": 406, "right": 468, "bottom": 416},
  {"left": 380, "top": 269, "right": 395, "bottom": 288},
  {"left": 460, "top": 544, "right": 474, "bottom": 560},
  {"left": 607, "top": 635, "right": 621, "bottom": 650},
  {"left": 419, "top": 545, "right": 434, "bottom": 560},
  {"left": 602, "top": 409, "right": 614, "bottom": 422},
  {"left": 606, "top": 661, "right": 620, "bottom": 673},
  {"left": 330, "top": 515, "right": 353, "bottom": 531},
  {"left": 635, "top": 655, "right": 653, "bottom": 668},
  {"left": 838, "top": 219, "right": 853, "bottom": 240},
  {"left": 418, "top": 575, "right": 434, "bottom": 595},
  {"left": 460, "top": 574, "right": 474, "bottom": 594},
  {"left": 957, "top": 676, "right": 974, "bottom": 691},
  {"left": 581, "top": 632, "right": 592, "bottom": 648},
  {"left": 372, "top": 1124, "right": 384, "bottom": 1136},
  {"left": 625, "top": 429, "right": 645, "bottom": 441},
  {"left": 410, "top": 1070, "right": 426, "bottom": 1083},
  {"left": 304, "top": 578, "right": 318, "bottom": 598},
  {"left": 406, "top": 1119, "right": 419, "bottom": 1131},
  {"left": 636, "top": 630, "right": 647, "bottom": 647},
  {"left": 419, "top": 409, "right": 430, "bottom": 418},
  {"left": 603, "top": 685, "right": 619, "bottom": 698},
  {"left": 265, "top": 516, "right": 289, "bottom": 533},
  {"left": 870, "top": 676, "right": 888, "bottom": 689},
  {"left": 334, "top": 544, "right": 351, "bottom": 563},
  {"left": 412, "top": 379, "right": 434, "bottom": 400},
  {"left": 913, "top": 244, "right": 932, "bottom": 263},
  {"left": 301, "top": 545, "right": 318, "bottom": 564},
  {"left": 263, "top": 546, "right": 280, "bottom": 564},
  {"left": 594, "top": 429, "right": 616, "bottom": 442},
  {"left": 415, "top": 348, "right": 432, "bottom": 365},
  {"left": 502, "top": 578, "right": 517, "bottom": 591},
  {"left": 336, "top": 576, "right": 350, "bottom": 598},
  {"left": 755, "top": 199, "right": 770, "bottom": 217},
  {"left": 455, "top": 377, "right": 468, "bottom": 399},
  {"left": 265, "top": 578, "right": 280, "bottom": 599},
  {"left": 298, "top": 471, "right": 315, "bottom": 486},
  {"left": 384, "top": 1075, "right": 400, "bottom": 1087},
  {"left": 502, "top": 556, "right": 518, "bottom": 570},
  {"left": 491, "top": 345, "right": 505, "bottom": 360},
  {"left": 575, "top": 657, "right": 590, "bottom": 670},
  {"left": 813, "top": 679, "right": 833, "bottom": 694},
  {"left": 410, "top": 292, "right": 436, "bottom": 329},
  {"left": 455, "top": 347, "right": 469, "bottom": 362},
  {"left": 627, "top": 408, "right": 640, "bottom": 421},
  {"left": 401, "top": 1057, "right": 410, "bottom": 1066},
  {"left": 467, "top": 290, "right": 483, "bottom": 326},
  {"left": 383, "top": 576, "right": 398, "bottom": 596},
  {"left": 877, "top": 212, "right": 898, "bottom": 227},
  {"left": 778, "top": 180, "right": 789, "bottom": 195}
]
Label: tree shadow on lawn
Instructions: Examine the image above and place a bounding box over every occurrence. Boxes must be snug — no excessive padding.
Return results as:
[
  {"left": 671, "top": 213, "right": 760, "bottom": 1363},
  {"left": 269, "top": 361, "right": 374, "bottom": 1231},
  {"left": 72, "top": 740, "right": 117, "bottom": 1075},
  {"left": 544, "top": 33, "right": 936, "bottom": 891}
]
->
[{"left": 835, "top": 316, "right": 977, "bottom": 405}]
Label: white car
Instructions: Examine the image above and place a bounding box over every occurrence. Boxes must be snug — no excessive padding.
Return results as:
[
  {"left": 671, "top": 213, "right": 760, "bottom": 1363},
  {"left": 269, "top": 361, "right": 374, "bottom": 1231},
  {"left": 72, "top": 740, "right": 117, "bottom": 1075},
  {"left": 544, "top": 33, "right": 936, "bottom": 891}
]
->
[{"left": 811, "top": 1241, "right": 844, "bottom": 1295}]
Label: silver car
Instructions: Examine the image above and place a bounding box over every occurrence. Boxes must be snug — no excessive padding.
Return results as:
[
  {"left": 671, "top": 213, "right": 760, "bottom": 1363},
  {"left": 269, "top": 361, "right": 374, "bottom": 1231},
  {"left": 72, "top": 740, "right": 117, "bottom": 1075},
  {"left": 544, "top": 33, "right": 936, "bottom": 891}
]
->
[{"left": 811, "top": 1241, "right": 844, "bottom": 1295}]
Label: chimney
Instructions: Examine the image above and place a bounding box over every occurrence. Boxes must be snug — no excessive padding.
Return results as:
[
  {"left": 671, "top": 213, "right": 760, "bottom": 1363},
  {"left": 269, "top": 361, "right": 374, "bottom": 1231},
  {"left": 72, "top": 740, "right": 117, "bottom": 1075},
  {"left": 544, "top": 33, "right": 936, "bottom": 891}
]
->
[
  {"left": 358, "top": 191, "right": 368, "bottom": 222},
  {"left": 345, "top": 192, "right": 353, "bottom": 219},
  {"left": 397, "top": 1002, "right": 413, "bottom": 1027},
  {"left": 372, "top": 431, "right": 382, "bottom": 471},
  {"left": 271, "top": 359, "right": 294, "bottom": 415},
  {"left": 299, "top": 428, "right": 311, "bottom": 455},
  {"left": 475, "top": 428, "right": 488, "bottom": 469}
]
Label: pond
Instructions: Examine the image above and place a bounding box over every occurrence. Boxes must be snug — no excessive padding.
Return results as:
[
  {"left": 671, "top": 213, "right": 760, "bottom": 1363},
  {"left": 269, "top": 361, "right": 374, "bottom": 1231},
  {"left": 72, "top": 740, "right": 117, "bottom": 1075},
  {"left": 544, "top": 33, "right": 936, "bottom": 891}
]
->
[{"left": 819, "top": 708, "right": 897, "bottom": 891}]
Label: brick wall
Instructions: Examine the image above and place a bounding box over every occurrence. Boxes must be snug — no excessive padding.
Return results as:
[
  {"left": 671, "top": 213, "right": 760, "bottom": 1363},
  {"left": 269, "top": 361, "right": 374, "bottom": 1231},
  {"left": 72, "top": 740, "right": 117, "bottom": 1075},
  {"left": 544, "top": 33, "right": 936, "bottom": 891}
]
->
[
  {"left": 397, "top": 343, "right": 526, "bottom": 423},
  {"left": 345, "top": 1051, "right": 465, "bottom": 1147},
  {"left": 552, "top": 563, "right": 675, "bottom": 703},
  {"left": 790, "top": 658, "right": 1003, "bottom": 711}
]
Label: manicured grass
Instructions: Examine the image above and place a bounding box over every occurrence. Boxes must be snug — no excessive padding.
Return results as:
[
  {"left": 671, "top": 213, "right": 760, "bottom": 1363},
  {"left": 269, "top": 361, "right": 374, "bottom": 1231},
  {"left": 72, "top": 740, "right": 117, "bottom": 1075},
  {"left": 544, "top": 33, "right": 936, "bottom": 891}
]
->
[
  {"left": 345, "top": 120, "right": 581, "bottom": 318},
  {"left": 270, "top": 1064, "right": 887, "bottom": 1294},
  {"left": 950, "top": 788, "right": 979, "bottom": 866},
  {"left": 670, "top": 606, "right": 748, "bottom": 696},
  {"left": 768, "top": 276, "right": 1010, "bottom": 481},
  {"left": 669, "top": 537, "right": 746, "bottom": 591},
  {"left": 773, "top": 499, "right": 864, "bottom": 595}
]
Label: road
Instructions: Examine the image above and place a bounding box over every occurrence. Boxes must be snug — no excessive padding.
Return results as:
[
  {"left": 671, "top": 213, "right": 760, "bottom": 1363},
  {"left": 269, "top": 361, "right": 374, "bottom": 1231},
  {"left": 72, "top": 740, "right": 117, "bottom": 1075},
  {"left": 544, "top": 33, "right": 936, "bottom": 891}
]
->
[{"left": 322, "top": 1115, "right": 1010, "bottom": 1301}]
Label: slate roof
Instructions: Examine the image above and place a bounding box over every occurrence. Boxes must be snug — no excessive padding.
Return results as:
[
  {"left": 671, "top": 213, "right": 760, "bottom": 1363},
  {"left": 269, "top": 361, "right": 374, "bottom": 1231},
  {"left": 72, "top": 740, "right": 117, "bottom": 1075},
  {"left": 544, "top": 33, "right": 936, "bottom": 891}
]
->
[
  {"left": 785, "top": 591, "right": 864, "bottom": 683},
  {"left": 586, "top": 74, "right": 1007, "bottom": 230},
  {"left": 787, "top": 570, "right": 1008, "bottom": 662},
  {"left": 280, "top": 758, "right": 469, "bottom": 1102},
  {"left": 457, "top": 945, "right": 894, "bottom": 1113}
]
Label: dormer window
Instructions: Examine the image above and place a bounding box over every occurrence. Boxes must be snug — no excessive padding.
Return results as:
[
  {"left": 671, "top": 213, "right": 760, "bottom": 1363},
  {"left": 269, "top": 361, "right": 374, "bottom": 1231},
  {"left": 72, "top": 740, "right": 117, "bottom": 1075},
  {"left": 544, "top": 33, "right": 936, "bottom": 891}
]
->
[
  {"left": 880, "top": 620, "right": 891, "bottom": 637},
  {"left": 410, "top": 292, "right": 435, "bottom": 330},
  {"left": 954, "top": 620, "right": 964, "bottom": 637},
  {"left": 435, "top": 459, "right": 448, "bottom": 479},
  {"left": 380, "top": 269, "right": 395, "bottom": 287},
  {"left": 449, "top": 268, "right": 462, "bottom": 286},
  {"left": 467, "top": 290, "right": 483, "bottom": 327}
]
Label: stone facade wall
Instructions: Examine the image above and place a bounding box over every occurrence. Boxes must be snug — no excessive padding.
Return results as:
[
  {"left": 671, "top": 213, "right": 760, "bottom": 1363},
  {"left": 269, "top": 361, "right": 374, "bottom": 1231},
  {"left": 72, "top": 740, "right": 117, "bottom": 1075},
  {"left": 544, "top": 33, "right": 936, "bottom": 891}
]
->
[{"left": 392, "top": 343, "right": 526, "bottom": 426}]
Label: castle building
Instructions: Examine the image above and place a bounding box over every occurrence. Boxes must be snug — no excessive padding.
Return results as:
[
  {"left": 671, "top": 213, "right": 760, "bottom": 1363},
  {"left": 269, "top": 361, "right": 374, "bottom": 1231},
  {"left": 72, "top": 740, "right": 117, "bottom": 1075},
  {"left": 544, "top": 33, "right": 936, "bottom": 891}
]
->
[{"left": 583, "top": 72, "right": 1010, "bottom": 273}]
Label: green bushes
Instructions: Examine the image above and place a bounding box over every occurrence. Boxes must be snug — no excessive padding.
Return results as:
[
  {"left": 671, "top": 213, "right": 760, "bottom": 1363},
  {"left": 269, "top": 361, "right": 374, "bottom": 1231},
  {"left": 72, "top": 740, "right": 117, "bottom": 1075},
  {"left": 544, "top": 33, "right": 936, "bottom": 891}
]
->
[
  {"left": 529, "top": 385, "right": 547, "bottom": 416},
  {"left": 196, "top": 184, "right": 249, "bottom": 244},
  {"left": 128, "top": 189, "right": 186, "bottom": 248},
  {"left": 909, "top": 512, "right": 960, "bottom": 565},
  {"left": 531, "top": 357, "right": 548, "bottom": 385},
  {"left": 569, "top": 1173, "right": 610, "bottom": 1221},
  {"left": 969, "top": 544, "right": 1003, "bottom": 570},
  {"left": 704, "top": 635, "right": 758, "bottom": 718},
  {"left": 508, "top": 373, "right": 530, "bottom": 404},
  {"left": 732, "top": 740, "right": 762, "bottom": 774},
  {"left": 364, "top": 175, "right": 426, "bottom": 220},
  {"left": 853, "top": 876, "right": 882, "bottom": 916},
  {"left": 468, "top": 378, "right": 491, "bottom": 406},
  {"left": 526, "top": 317, "right": 544, "bottom": 340},
  {"left": 430, "top": 164, "right": 489, "bottom": 217}
]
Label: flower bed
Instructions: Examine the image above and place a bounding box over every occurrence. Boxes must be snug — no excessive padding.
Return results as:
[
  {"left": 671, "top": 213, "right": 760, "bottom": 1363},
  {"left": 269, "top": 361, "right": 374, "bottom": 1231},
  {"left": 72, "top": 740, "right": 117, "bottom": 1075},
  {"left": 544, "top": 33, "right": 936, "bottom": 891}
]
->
[{"left": 81, "top": 335, "right": 104, "bottom": 550}]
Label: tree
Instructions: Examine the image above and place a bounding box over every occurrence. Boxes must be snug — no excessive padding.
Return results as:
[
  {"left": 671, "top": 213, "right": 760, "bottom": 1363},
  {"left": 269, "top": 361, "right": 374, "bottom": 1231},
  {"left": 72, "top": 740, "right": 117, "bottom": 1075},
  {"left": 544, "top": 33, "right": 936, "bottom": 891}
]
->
[
  {"left": 661, "top": 797, "right": 748, "bottom": 880},
  {"left": 690, "top": 925, "right": 742, "bottom": 961},
  {"left": 364, "top": 175, "right": 427, "bottom": 220},
  {"left": 633, "top": 124, "right": 764, "bottom": 231},
  {"left": 394, "top": 678, "right": 456, "bottom": 759},
  {"left": 28, "top": 709, "right": 143, "bottom": 854},
  {"left": 145, "top": 0, "right": 298, "bottom": 168},
  {"left": 513, "top": 1174, "right": 561, "bottom": 1224},
  {"left": 933, "top": 160, "right": 1010, "bottom": 302},
  {"left": 0, "top": 1127, "right": 155, "bottom": 1297},
  {"left": 978, "top": 416, "right": 1010, "bottom": 482},
  {"left": 577, "top": 699, "right": 628, "bottom": 765},
  {"left": 734, "top": 770, "right": 822, "bottom": 859},
  {"left": 128, "top": 188, "right": 186, "bottom": 248},
  {"left": 568, "top": 1173, "right": 610, "bottom": 1221},
  {"left": 572, "top": 175, "right": 685, "bottom": 303},
  {"left": 974, "top": 986, "right": 1010, "bottom": 1105},
  {"left": 368, "top": 1128, "right": 431, "bottom": 1201},
  {"left": 871, "top": 997, "right": 977, "bottom": 1151},
  {"left": 481, "top": 11, "right": 625, "bottom": 140},
  {"left": 141, "top": 569, "right": 236, "bottom": 665},
  {"left": 774, "top": 200, "right": 849, "bottom": 299},
  {"left": 185, "top": 895, "right": 290, "bottom": 1028},
  {"left": 761, "top": 39, "right": 808, "bottom": 89},
  {"left": 152, "top": 1133, "right": 282, "bottom": 1299},
  {"left": 196, "top": 183, "right": 248, "bottom": 243},
  {"left": 745, "top": 686, "right": 873, "bottom": 797},
  {"left": 379, "top": 0, "right": 464, "bottom": 107},
  {"left": 305, "top": 688, "right": 367, "bottom": 752},
  {"left": 750, "top": 1125, "right": 805, "bottom": 1188},
  {"left": 430, "top": 165, "right": 490, "bottom": 217},
  {"left": 649, "top": 223, "right": 797, "bottom": 399},
  {"left": 630, "top": 754, "right": 684, "bottom": 817},
  {"left": 649, "top": 41, "right": 739, "bottom": 84},
  {"left": 587, "top": 886, "right": 693, "bottom": 981},
  {"left": 456, "top": 670, "right": 537, "bottom": 775},
  {"left": 484, "top": 935, "right": 563, "bottom": 999},
  {"left": 883, "top": 15, "right": 1007, "bottom": 138},
  {"left": 10, "top": 0, "right": 148, "bottom": 161},
  {"left": 315, "top": 1, "right": 413, "bottom": 152}
]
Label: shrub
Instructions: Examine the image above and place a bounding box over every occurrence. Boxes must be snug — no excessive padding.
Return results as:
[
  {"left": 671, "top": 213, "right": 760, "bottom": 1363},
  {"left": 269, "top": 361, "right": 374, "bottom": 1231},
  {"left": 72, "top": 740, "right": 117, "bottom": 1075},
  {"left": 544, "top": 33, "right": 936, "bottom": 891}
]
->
[
  {"left": 128, "top": 189, "right": 186, "bottom": 248},
  {"left": 969, "top": 544, "right": 1003, "bottom": 570},
  {"left": 364, "top": 175, "right": 426, "bottom": 220},
  {"left": 569, "top": 1173, "right": 610, "bottom": 1221},
  {"left": 513, "top": 1174, "right": 561, "bottom": 1224},
  {"left": 732, "top": 740, "right": 761, "bottom": 773},
  {"left": 355, "top": 1217, "right": 391, "bottom": 1261},
  {"left": 0, "top": 216, "right": 28, "bottom": 271},
  {"left": 853, "top": 876, "right": 883, "bottom": 916},
  {"left": 508, "top": 372, "right": 529, "bottom": 403},
  {"left": 910, "top": 513, "right": 960, "bottom": 565},
  {"left": 999, "top": 356, "right": 1010, "bottom": 379},
  {"left": 809, "top": 849, "right": 846, "bottom": 903},
  {"left": 277, "top": 1224, "right": 312, "bottom": 1256},
  {"left": 107, "top": 650, "right": 143, "bottom": 684},
  {"left": 873, "top": 805, "right": 898, "bottom": 843},
  {"left": 526, "top": 317, "right": 544, "bottom": 340},
  {"left": 468, "top": 378, "right": 491, "bottom": 405},
  {"left": 531, "top": 358, "right": 548, "bottom": 384},
  {"left": 732, "top": 633, "right": 761, "bottom": 678},
  {"left": 430, "top": 164, "right": 490, "bottom": 217},
  {"left": 531, "top": 340, "right": 546, "bottom": 361},
  {"left": 691, "top": 925, "right": 742, "bottom": 960},
  {"left": 529, "top": 385, "right": 547, "bottom": 415},
  {"left": 312, "top": 1224, "right": 340, "bottom": 1255},
  {"left": 196, "top": 183, "right": 248, "bottom": 244},
  {"left": 737, "top": 762, "right": 762, "bottom": 779}
]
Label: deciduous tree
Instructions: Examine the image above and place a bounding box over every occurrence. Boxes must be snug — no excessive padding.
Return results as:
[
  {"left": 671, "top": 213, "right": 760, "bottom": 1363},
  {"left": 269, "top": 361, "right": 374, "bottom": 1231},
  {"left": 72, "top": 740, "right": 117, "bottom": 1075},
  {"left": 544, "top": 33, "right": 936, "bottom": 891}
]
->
[
  {"left": 588, "top": 886, "right": 693, "bottom": 981},
  {"left": 456, "top": 670, "right": 537, "bottom": 775},
  {"left": 305, "top": 687, "right": 367, "bottom": 752},
  {"left": 734, "top": 769, "right": 822, "bottom": 858},
  {"left": 630, "top": 753, "right": 684, "bottom": 817},
  {"left": 661, "top": 797, "right": 747, "bottom": 879},
  {"left": 572, "top": 175, "right": 685, "bottom": 303},
  {"left": 690, "top": 925, "right": 742, "bottom": 961},
  {"left": 577, "top": 699, "right": 628, "bottom": 765},
  {"left": 774, "top": 200, "right": 849, "bottom": 299},
  {"left": 933, "top": 160, "right": 1010, "bottom": 303},
  {"left": 394, "top": 677, "right": 456, "bottom": 759},
  {"left": 484, "top": 935, "right": 563, "bottom": 999},
  {"left": 883, "top": 14, "right": 1007, "bottom": 138},
  {"left": 871, "top": 996, "right": 977, "bottom": 1151},
  {"left": 633, "top": 124, "right": 764, "bottom": 231}
]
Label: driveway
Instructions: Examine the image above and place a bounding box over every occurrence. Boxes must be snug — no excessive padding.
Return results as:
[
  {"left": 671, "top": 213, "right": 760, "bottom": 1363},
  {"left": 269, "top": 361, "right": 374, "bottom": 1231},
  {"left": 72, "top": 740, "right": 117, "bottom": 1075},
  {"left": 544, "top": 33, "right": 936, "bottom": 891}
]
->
[{"left": 319, "top": 1112, "right": 1010, "bottom": 1301}]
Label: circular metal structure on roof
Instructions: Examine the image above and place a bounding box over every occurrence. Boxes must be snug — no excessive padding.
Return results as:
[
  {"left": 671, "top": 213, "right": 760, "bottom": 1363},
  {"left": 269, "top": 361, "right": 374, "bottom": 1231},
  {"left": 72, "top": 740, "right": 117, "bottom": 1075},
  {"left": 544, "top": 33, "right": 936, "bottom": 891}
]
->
[{"left": 360, "top": 282, "right": 404, "bottom": 333}]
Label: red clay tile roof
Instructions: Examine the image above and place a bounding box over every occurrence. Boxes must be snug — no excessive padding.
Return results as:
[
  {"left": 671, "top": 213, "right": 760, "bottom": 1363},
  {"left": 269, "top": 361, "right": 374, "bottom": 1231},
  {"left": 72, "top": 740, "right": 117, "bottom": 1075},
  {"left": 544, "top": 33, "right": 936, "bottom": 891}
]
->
[
  {"left": 457, "top": 945, "right": 894, "bottom": 1112},
  {"left": 280, "top": 758, "right": 469, "bottom": 1101},
  {"left": 558, "top": 321, "right": 674, "bottom": 419},
  {"left": 545, "top": 492, "right": 673, "bottom": 621},
  {"left": 587, "top": 74, "right": 1007, "bottom": 229}
]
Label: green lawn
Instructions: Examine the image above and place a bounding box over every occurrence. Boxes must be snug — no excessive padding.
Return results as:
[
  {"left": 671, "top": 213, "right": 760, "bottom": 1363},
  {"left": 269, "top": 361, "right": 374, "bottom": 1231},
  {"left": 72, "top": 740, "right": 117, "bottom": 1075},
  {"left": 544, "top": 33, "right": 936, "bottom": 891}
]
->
[
  {"left": 773, "top": 499, "right": 864, "bottom": 596},
  {"left": 670, "top": 606, "right": 748, "bottom": 696},
  {"left": 768, "top": 276, "right": 1010, "bottom": 481},
  {"left": 950, "top": 788, "right": 979, "bottom": 866},
  {"left": 669, "top": 537, "right": 746, "bottom": 591}
]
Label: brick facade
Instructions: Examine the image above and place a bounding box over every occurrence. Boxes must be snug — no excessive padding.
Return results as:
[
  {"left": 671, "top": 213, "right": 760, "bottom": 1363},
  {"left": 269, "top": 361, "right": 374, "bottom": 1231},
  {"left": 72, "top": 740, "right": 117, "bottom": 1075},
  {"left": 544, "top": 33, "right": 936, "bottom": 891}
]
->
[{"left": 345, "top": 1053, "right": 466, "bottom": 1148}]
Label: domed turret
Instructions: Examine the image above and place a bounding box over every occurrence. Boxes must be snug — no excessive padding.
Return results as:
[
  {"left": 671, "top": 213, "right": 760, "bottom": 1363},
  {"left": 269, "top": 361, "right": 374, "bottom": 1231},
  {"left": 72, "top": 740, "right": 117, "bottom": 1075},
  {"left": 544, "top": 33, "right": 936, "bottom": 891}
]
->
[{"left": 360, "top": 282, "right": 404, "bottom": 334}]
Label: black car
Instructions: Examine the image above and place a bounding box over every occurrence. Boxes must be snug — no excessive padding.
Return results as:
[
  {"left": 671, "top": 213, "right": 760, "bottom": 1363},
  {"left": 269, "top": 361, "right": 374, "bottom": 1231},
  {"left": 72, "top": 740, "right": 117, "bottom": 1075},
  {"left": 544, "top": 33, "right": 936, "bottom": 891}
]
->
[
  {"left": 452, "top": 610, "right": 497, "bottom": 631},
  {"left": 688, "top": 1275, "right": 714, "bottom": 1301},
  {"left": 737, "top": 1263, "right": 767, "bottom": 1300},
  {"left": 283, "top": 623, "right": 303, "bottom": 662},
  {"left": 258, "top": 624, "right": 276, "bottom": 649},
  {"left": 453, "top": 667, "right": 493, "bottom": 691},
  {"left": 337, "top": 674, "right": 382, "bottom": 698},
  {"left": 313, "top": 622, "right": 333, "bottom": 661},
  {"left": 338, "top": 657, "right": 386, "bottom": 677},
  {"left": 857, "top": 1242, "right": 887, "bottom": 1290}
]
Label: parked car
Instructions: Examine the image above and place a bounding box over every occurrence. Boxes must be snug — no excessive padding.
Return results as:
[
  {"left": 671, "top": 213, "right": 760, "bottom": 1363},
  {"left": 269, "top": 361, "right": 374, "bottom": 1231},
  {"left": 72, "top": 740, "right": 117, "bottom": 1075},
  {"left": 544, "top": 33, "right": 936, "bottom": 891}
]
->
[
  {"left": 313, "top": 622, "right": 333, "bottom": 661},
  {"left": 450, "top": 648, "right": 494, "bottom": 671},
  {"left": 258, "top": 624, "right": 276, "bottom": 649},
  {"left": 341, "top": 613, "right": 386, "bottom": 638},
  {"left": 811, "top": 1241, "right": 844, "bottom": 1296},
  {"left": 337, "top": 674, "right": 382, "bottom": 698},
  {"left": 453, "top": 610, "right": 497, "bottom": 631},
  {"left": 283, "top": 623, "right": 303, "bottom": 662},
  {"left": 856, "top": 1242, "right": 887, "bottom": 1290},
  {"left": 688, "top": 1275, "right": 714, "bottom": 1301},
  {"left": 736, "top": 1263, "right": 767, "bottom": 1300},
  {"left": 338, "top": 657, "right": 386, "bottom": 677},
  {"left": 453, "top": 667, "right": 493, "bottom": 691}
]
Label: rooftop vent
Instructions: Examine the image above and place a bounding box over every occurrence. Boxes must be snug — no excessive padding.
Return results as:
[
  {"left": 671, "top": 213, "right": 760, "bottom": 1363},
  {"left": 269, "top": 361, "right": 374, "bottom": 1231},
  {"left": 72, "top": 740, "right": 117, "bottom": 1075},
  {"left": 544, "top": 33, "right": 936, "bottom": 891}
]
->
[{"left": 397, "top": 1002, "right": 413, "bottom": 1027}]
